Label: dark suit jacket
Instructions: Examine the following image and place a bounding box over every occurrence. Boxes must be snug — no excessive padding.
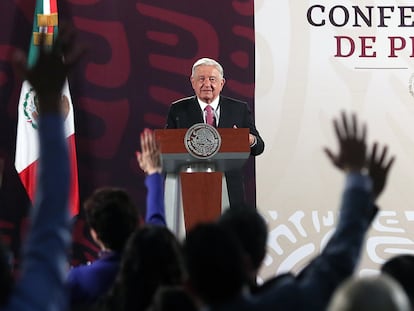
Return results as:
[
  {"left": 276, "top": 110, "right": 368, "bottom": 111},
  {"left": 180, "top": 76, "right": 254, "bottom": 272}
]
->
[{"left": 166, "top": 95, "right": 264, "bottom": 206}]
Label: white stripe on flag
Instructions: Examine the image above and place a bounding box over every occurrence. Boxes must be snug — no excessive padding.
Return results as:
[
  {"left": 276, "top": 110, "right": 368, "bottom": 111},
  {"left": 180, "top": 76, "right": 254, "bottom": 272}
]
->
[
  {"left": 43, "top": 0, "right": 50, "bottom": 14},
  {"left": 15, "top": 81, "right": 38, "bottom": 173},
  {"left": 62, "top": 81, "right": 75, "bottom": 136},
  {"left": 15, "top": 80, "right": 75, "bottom": 173}
]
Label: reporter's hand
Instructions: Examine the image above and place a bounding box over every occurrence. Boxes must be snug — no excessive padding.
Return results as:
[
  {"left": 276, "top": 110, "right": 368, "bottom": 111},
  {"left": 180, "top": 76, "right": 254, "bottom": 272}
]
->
[
  {"left": 136, "top": 129, "right": 162, "bottom": 175},
  {"left": 368, "top": 142, "right": 395, "bottom": 200},
  {"left": 12, "top": 23, "right": 85, "bottom": 114},
  {"left": 324, "top": 112, "right": 367, "bottom": 172}
]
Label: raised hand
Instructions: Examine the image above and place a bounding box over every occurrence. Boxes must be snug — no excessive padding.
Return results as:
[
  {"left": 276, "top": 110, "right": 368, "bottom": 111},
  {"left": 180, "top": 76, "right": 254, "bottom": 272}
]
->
[
  {"left": 12, "top": 23, "right": 85, "bottom": 114},
  {"left": 136, "top": 129, "right": 162, "bottom": 175},
  {"left": 368, "top": 142, "right": 395, "bottom": 200},
  {"left": 324, "top": 112, "right": 367, "bottom": 172}
]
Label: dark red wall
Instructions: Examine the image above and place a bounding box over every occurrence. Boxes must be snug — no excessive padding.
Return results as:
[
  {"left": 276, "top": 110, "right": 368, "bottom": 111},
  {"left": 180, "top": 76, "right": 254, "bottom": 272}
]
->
[{"left": 0, "top": 0, "right": 256, "bottom": 266}]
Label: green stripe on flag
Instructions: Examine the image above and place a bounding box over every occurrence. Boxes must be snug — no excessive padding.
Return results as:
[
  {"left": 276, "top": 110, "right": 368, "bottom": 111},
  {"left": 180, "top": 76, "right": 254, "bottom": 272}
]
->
[
  {"left": 28, "top": 0, "right": 58, "bottom": 68},
  {"left": 27, "top": 0, "right": 43, "bottom": 68}
]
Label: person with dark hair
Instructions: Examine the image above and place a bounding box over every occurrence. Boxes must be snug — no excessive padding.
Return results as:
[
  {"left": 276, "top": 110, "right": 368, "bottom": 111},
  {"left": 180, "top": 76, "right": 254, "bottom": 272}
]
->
[
  {"left": 67, "top": 128, "right": 166, "bottom": 308},
  {"left": 184, "top": 112, "right": 395, "bottom": 311},
  {"left": 381, "top": 254, "right": 414, "bottom": 308},
  {"left": 2, "top": 23, "right": 83, "bottom": 311},
  {"left": 183, "top": 223, "right": 247, "bottom": 307},
  {"left": 98, "top": 226, "right": 186, "bottom": 311},
  {"left": 67, "top": 187, "right": 139, "bottom": 307},
  {"left": 85, "top": 187, "right": 139, "bottom": 253},
  {"left": 146, "top": 286, "right": 198, "bottom": 311},
  {"left": 218, "top": 206, "right": 267, "bottom": 290}
]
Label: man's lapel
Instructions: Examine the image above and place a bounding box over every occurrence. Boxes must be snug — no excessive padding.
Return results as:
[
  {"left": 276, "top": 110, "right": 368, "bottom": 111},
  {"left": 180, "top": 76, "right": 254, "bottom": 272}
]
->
[
  {"left": 217, "top": 96, "right": 229, "bottom": 128},
  {"left": 189, "top": 96, "right": 204, "bottom": 125}
]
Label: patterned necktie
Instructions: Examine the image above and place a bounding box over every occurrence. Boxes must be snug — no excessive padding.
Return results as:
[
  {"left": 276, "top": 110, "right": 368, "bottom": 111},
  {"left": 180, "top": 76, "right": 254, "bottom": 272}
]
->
[{"left": 205, "top": 105, "right": 215, "bottom": 127}]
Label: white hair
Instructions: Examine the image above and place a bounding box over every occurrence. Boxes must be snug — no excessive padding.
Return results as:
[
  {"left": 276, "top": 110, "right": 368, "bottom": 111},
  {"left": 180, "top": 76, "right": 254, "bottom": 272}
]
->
[{"left": 191, "top": 58, "right": 224, "bottom": 79}]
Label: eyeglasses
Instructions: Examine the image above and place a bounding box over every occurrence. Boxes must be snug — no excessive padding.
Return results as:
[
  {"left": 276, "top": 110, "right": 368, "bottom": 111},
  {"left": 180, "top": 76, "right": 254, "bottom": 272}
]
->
[{"left": 195, "top": 76, "right": 220, "bottom": 84}]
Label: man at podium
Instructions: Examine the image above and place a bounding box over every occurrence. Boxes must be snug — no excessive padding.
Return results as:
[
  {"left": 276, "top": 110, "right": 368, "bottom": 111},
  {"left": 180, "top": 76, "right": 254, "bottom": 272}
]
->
[{"left": 165, "top": 57, "right": 264, "bottom": 207}]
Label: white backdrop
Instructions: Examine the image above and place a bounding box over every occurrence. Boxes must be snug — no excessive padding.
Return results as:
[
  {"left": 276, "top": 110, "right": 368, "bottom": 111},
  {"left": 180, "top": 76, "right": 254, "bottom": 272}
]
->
[{"left": 255, "top": 0, "right": 414, "bottom": 281}]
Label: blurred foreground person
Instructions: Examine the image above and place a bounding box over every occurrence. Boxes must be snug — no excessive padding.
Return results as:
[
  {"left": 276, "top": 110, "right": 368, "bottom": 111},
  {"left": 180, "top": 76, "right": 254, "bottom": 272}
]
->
[
  {"left": 185, "top": 112, "right": 395, "bottom": 311},
  {"left": 4, "top": 24, "right": 83, "bottom": 311}
]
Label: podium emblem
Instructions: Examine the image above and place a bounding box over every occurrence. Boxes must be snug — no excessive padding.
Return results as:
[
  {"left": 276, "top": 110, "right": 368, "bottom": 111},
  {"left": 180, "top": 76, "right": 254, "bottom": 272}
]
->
[{"left": 184, "top": 123, "right": 221, "bottom": 159}]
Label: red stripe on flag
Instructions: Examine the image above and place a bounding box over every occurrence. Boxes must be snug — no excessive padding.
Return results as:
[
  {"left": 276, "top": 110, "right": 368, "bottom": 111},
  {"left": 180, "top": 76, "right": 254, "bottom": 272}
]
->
[
  {"left": 68, "top": 134, "right": 79, "bottom": 216},
  {"left": 48, "top": 0, "right": 58, "bottom": 34},
  {"left": 19, "top": 161, "right": 37, "bottom": 203},
  {"left": 50, "top": 0, "right": 57, "bottom": 13},
  {"left": 19, "top": 135, "right": 79, "bottom": 216}
]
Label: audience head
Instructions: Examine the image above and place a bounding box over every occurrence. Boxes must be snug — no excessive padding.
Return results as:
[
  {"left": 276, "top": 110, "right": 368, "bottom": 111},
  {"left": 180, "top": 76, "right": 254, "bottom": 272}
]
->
[
  {"left": 381, "top": 254, "right": 414, "bottom": 308},
  {"left": 218, "top": 205, "right": 267, "bottom": 286},
  {"left": 84, "top": 187, "right": 139, "bottom": 252},
  {"left": 146, "top": 286, "right": 198, "bottom": 311},
  {"left": 183, "top": 222, "right": 247, "bottom": 306},
  {"left": 106, "top": 226, "right": 185, "bottom": 311},
  {"left": 327, "top": 274, "right": 411, "bottom": 311}
]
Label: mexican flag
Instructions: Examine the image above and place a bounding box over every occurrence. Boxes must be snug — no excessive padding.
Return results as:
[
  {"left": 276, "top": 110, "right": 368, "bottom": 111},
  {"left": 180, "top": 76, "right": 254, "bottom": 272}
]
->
[{"left": 15, "top": 0, "right": 79, "bottom": 216}]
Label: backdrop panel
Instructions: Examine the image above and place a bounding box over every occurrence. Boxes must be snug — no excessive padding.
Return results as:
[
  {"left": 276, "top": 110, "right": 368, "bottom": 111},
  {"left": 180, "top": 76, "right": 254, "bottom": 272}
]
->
[
  {"left": 256, "top": 0, "right": 414, "bottom": 280},
  {"left": 0, "top": 0, "right": 256, "bottom": 267}
]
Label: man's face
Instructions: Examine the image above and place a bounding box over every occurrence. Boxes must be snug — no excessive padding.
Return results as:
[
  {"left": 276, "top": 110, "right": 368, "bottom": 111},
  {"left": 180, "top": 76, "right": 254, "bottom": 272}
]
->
[{"left": 190, "top": 65, "right": 225, "bottom": 104}]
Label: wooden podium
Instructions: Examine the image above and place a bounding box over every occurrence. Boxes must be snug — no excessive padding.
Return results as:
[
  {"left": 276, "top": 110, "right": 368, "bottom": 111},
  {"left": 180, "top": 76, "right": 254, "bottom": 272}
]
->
[{"left": 155, "top": 127, "right": 250, "bottom": 238}]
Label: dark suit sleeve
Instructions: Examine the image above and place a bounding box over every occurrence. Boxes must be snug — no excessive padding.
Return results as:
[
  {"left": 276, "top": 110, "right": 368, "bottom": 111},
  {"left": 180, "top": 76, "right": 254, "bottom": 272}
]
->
[
  {"left": 243, "top": 102, "right": 264, "bottom": 156},
  {"left": 166, "top": 104, "right": 177, "bottom": 129},
  {"left": 251, "top": 133, "right": 264, "bottom": 156}
]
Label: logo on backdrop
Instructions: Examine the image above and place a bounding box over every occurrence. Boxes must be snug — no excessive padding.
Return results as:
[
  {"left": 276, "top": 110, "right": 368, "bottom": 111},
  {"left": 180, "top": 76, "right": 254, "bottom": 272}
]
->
[
  {"left": 184, "top": 123, "right": 221, "bottom": 159},
  {"left": 409, "top": 73, "right": 414, "bottom": 98}
]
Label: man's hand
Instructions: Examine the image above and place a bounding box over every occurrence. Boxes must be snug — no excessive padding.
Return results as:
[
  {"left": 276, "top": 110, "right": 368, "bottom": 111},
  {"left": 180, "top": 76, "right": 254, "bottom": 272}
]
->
[
  {"left": 233, "top": 125, "right": 256, "bottom": 146},
  {"left": 12, "top": 23, "right": 85, "bottom": 114},
  {"left": 136, "top": 129, "right": 162, "bottom": 175},
  {"left": 368, "top": 142, "right": 395, "bottom": 200},
  {"left": 248, "top": 134, "right": 256, "bottom": 146},
  {"left": 324, "top": 112, "right": 367, "bottom": 172}
]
